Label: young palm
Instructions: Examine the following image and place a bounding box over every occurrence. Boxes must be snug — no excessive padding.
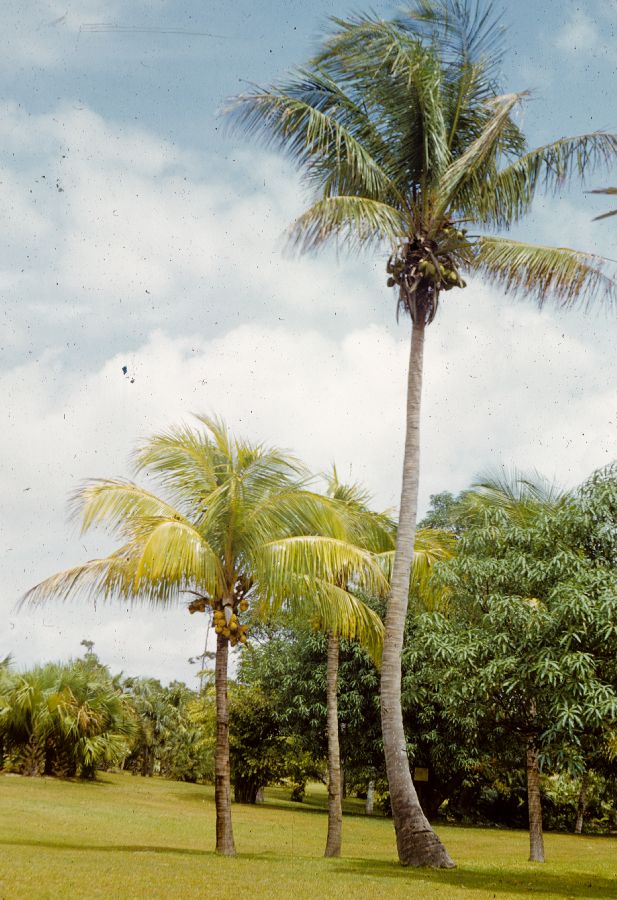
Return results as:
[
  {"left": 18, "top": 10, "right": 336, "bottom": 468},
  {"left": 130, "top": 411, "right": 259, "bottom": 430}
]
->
[
  {"left": 229, "top": 0, "right": 617, "bottom": 867},
  {"left": 23, "top": 415, "right": 386, "bottom": 855}
]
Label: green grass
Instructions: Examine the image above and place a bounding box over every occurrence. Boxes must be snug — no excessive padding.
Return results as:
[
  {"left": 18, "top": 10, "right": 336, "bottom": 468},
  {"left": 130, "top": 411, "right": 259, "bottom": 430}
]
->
[{"left": 1, "top": 773, "right": 616, "bottom": 899}]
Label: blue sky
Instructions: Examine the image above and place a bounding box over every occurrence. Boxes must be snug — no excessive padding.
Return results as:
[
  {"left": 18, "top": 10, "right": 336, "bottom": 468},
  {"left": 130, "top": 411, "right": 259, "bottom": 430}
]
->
[{"left": 2, "top": 0, "right": 616, "bottom": 684}]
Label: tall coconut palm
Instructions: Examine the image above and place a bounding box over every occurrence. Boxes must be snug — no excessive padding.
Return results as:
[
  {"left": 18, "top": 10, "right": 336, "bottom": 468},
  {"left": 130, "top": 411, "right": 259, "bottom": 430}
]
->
[
  {"left": 228, "top": 0, "right": 617, "bottom": 867},
  {"left": 23, "top": 415, "right": 385, "bottom": 855}
]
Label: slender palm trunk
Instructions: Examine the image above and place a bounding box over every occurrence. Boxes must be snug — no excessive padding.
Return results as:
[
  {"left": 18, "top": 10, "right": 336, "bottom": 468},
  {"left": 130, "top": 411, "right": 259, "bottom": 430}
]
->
[
  {"left": 381, "top": 319, "right": 455, "bottom": 868},
  {"left": 215, "top": 633, "right": 235, "bottom": 855},
  {"left": 526, "top": 741, "right": 545, "bottom": 862},
  {"left": 574, "top": 771, "right": 589, "bottom": 835},
  {"left": 325, "top": 632, "right": 343, "bottom": 858}
]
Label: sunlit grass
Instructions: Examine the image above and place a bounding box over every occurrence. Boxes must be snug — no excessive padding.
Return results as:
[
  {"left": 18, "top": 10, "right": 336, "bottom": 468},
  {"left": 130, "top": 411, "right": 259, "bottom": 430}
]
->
[{"left": 1, "top": 772, "right": 615, "bottom": 899}]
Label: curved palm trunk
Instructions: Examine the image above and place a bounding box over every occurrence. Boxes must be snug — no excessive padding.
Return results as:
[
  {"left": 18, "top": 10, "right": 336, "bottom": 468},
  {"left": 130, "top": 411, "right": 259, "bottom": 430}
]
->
[
  {"left": 325, "top": 632, "right": 343, "bottom": 858},
  {"left": 381, "top": 319, "right": 455, "bottom": 868},
  {"left": 215, "top": 633, "right": 236, "bottom": 855},
  {"left": 527, "top": 740, "right": 545, "bottom": 862}
]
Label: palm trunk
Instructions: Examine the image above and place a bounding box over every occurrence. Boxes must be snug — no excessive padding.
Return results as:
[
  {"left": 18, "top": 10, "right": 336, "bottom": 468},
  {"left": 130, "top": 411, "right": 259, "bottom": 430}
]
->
[
  {"left": 381, "top": 318, "right": 455, "bottom": 868},
  {"left": 365, "top": 779, "right": 375, "bottom": 816},
  {"left": 325, "top": 632, "right": 343, "bottom": 858},
  {"left": 215, "top": 632, "right": 235, "bottom": 855},
  {"left": 526, "top": 741, "right": 545, "bottom": 862},
  {"left": 574, "top": 771, "right": 589, "bottom": 835}
]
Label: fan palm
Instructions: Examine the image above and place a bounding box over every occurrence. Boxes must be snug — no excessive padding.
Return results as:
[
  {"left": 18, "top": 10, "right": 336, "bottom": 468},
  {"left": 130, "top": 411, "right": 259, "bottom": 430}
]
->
[
  {"left": 228, "top": 0, "right": 617, "bottom": 867},
  {"left": 23, "top": 415, "right": 386, "bottom": 855}
]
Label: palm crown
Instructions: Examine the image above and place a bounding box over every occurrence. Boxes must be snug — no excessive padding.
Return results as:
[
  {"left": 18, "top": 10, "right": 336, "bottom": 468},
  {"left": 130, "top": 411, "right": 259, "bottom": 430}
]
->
[{"left": 229, "top": 2, "right": 617, "bottom": 321}]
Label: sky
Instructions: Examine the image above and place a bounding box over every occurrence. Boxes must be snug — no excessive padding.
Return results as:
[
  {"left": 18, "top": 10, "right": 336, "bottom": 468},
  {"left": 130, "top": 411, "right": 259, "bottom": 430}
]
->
[{"left": 2, "top": 0, "right": 616, "bottom": 686}]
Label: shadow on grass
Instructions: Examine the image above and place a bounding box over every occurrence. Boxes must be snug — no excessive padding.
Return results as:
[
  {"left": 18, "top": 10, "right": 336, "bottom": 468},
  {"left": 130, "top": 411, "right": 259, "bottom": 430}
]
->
[
  {"left": 336, "top": 857, "right": 617, "bottom": 898},
  {"left": 0, "top": 838, "right": 213, "bottom": 857}
]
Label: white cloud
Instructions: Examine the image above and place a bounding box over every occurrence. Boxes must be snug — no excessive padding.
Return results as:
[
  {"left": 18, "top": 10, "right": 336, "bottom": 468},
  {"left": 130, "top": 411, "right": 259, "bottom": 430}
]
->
[
  {"left": 2, "top": 100, "right": 616, "bottom": 684},
  {"left": 3, "top": 288, "right": 616, "bottom": 680},
  {"left": 556, "top": 10, "right": 600, "bottom": 52}
]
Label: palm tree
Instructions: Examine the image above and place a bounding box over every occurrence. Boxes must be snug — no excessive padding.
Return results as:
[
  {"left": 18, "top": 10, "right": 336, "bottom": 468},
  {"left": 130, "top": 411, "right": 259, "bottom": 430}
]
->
[
  {"left": 320, "top": 469, "right": 454, "bottom": 857},
  {"left": 23, "top": 415, "right": 385, "bottom": 855},
  {"left": 228, "top": 0, "right": 617, "bottom": 867},
  {"left": 320, "top": 469, "right": 394, "bottom": 857}
]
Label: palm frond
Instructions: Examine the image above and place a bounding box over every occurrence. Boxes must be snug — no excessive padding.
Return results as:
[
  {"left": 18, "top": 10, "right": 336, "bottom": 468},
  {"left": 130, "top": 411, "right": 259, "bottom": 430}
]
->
[
  {"left": 482, "top": 135, "right": 617, "bottom": 226},
  {"left": 257, "top": 535, "right": 390, "bottom": 599},
  {"left": 474, "top": 236, "right": 617, "bottom": 309},
  {"left": 226, "top": 75, "right": 399, "bottom": 202},
  {"left": 72, "top": 480, "right": 188, "bottom": 539},
  {"left": 287, "top": 195, "right": 405, "bottom": 253},
  {"left": 434, "top": 91, "right": 526, "bottom": 224}
]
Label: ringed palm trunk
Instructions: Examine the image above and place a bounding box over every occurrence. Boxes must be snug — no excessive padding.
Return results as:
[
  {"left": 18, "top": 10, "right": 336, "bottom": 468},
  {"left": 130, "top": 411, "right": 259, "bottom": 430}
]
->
[
  {"left": 215, "top": 632, "right": 236, "bottom": 855},
  {"left": 526, "top": 739, "right": 545, "bottom": 862},
  {"left": 381, "top": 319, "right": 455, "bottom": 868},
  {"left": 325, "top": 632, "right": 343, "bottom": 857}
]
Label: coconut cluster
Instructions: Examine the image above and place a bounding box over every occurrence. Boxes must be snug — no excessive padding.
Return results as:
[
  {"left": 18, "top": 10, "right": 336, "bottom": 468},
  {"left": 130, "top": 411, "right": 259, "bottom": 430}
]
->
[
  {"left": 387, "top": 226, "right": 469, "bottom": 296},
  {"left": 187, "top": 593, "right": 250, "bottom": 647}
]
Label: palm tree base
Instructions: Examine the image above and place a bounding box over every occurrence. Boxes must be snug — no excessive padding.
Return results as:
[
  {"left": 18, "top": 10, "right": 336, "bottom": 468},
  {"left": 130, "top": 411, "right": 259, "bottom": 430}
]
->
[{"left": 396, "top": 825, "right": 456, "bottom": 868}]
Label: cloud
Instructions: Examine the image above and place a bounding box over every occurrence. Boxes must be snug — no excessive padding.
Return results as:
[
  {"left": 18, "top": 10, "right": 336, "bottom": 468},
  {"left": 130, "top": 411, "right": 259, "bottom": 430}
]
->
[
  {"left": 3, "top": 288, "right": 616, "bottom": 680},
  {"left": 556, "top": 10, "right": 600, "bottom": 52},
  {"left": 2, "top": 100, "right": 616, "bottom": 684}
]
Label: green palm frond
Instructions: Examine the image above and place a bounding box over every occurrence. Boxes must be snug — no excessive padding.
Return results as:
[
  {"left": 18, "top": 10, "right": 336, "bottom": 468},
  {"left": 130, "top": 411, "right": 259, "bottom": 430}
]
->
[
  {"left": 227, "top": 74, "right": 399, "bottom": 202},
  {"left": 257, "top": 535, "right": 390, "bottom": 600},
  {"left": 483, "top": 135, "right": 617, "bottom": 226},
  {"left": 73, "top": 480, "right": 189, "bottom": 538},
  {"left": 288, "top": 195, "right": 405, "bottom": 253},
  {"left": 474, "top": 237, "right": 617, "bottom": 309},
  {"left": 131, "top": 519, "right": 224, "bottom": 596},
  {"left": 434, "top": 91, "right": 526, "bottom": 224},
  {"left": 378, "top": 527, "right": 455, "bottom": 605}
]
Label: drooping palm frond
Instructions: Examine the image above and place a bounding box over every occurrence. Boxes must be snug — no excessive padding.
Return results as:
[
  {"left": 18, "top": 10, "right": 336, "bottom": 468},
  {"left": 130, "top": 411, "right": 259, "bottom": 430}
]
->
[
  {"left": 482, "top": 135, "right": 617, "bottom": 226},
  {"left": 72, "top": 480, "right": 190, "bottom": 539},
  {"left": 263, "top": 576, "right": 384, "bottom": 664},
  {"left": 226, "top": 73, "right": 400, "bottom": 203},
  {"left": 474, "top": 237, "right": 617, "bottom": 309},
  {"left": 378, "top": 527, "right": 456, "bottom": 605},
  {"left": 256, "top": 534, "right": 390, "bottom": 601},
  {"left": 288, "top": 195, "right": 405, "bottom": 253}
]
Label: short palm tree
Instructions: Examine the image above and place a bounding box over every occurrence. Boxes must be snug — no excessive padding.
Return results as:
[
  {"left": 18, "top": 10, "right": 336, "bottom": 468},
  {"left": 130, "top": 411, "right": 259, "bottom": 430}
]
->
[
  {"left": 23, "top": 415, "right": 385, "bottom": 855},
  {"left": 229, "top": 0, "right": 617, "bottom": 867}
]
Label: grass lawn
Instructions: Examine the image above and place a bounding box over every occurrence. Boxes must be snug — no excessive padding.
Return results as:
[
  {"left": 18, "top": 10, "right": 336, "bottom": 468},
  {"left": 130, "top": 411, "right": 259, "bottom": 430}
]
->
[{"left": 1, "top": 773, "right": 615, "bottom": 899}]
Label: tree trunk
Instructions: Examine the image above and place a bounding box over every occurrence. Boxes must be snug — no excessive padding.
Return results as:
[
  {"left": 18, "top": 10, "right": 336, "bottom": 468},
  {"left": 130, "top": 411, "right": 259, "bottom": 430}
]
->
[
  {"left": 215, "top": 632, "right": 235, "bottom": 855},
  {"left": 526, "top": 742, "right": 545, "bottom": 862},
  {"left": 380, "top": 319, "right": 455, "bottom": 869},
  {"left": 574, "top": 771, "right": 589, "bottom": 834},
  {"left": 365, "top": 780, "right": 375, "bottom": 816},
  {"left": 325, "top": 632, "right": 343, "bottom": 858}
]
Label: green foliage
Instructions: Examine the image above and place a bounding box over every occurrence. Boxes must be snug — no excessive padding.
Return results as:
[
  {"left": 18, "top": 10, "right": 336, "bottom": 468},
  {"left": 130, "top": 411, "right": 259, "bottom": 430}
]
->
[
  {"left": 0, "top": 658, "right": 134, "bottom": 779},
  {"left": 424, "top": 468, "right": 617, "bottom": 769},
  {"left": 229, "top": 682, "right": 289, "bottom": 803},
  {"left": 123, "top": 677, "right": 215, "bottom": 783},
  {"left": 230, "top": 1, "right": 617, "bottom": 322}
]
